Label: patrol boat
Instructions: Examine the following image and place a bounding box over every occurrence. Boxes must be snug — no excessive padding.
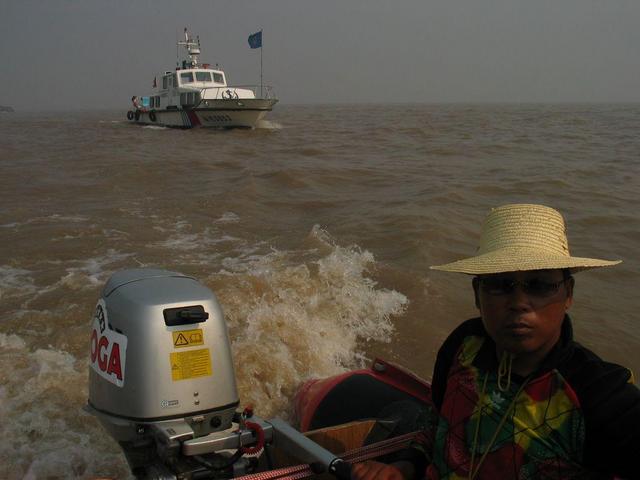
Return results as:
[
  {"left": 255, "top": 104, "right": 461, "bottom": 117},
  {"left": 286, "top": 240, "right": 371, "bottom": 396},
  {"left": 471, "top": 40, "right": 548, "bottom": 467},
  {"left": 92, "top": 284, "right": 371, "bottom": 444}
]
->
[{"left": 127, "top": 29, "right": 278, "bottom": 129}]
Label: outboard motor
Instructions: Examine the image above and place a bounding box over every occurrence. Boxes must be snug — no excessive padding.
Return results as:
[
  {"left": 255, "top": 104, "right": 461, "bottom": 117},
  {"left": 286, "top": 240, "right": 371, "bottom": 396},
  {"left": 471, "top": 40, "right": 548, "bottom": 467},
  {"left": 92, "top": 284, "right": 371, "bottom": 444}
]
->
[
  {"left": 86, "top": 269, "right": 256, "bottom": 479},
  {"left": 86, "top": 269, "right": 352, "bottom": 480}
]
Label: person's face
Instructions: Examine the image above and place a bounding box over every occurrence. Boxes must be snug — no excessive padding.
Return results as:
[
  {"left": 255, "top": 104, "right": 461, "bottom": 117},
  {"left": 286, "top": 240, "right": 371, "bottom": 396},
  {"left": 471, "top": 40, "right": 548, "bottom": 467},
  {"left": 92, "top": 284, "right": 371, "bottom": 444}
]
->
[{"left": 472, "top": 269, "right": 574, "bottom": 357}]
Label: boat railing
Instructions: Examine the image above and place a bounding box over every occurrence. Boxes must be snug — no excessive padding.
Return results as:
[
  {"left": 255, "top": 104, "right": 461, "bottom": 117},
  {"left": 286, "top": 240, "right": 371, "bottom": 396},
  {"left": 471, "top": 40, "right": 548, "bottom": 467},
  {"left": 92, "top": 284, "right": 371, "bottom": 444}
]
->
[{"left": 198, "top": 85, "right": 277, "bottom": 101}]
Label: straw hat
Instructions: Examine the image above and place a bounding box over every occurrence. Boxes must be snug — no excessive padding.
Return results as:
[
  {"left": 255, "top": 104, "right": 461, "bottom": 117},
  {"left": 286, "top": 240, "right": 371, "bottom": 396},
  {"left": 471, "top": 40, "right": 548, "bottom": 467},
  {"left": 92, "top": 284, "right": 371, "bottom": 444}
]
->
[{"left": 430, "top": 204, "right": 621, "bottom": 275}]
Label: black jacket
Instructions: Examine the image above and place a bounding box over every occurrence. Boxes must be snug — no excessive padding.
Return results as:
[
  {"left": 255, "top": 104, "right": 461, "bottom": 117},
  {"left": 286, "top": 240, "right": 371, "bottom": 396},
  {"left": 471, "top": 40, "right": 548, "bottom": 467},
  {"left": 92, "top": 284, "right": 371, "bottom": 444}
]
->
[{"left": 431, "top": 316, "right": 640, "bottom": 478}]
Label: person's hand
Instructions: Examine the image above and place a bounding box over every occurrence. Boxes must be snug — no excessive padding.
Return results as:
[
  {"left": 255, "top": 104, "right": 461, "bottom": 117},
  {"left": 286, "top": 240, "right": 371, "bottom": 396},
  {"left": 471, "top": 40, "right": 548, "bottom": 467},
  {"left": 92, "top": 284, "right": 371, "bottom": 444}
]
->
[{"left": 351, "top": 461, "right": 405, "bottom": 480}]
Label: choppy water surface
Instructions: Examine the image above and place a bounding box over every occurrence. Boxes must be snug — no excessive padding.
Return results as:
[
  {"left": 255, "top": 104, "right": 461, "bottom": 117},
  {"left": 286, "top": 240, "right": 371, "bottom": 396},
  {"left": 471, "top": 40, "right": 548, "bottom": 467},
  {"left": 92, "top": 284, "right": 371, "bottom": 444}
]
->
[{"left": 1, "top": 104, "right": 639, "bottom": 478}]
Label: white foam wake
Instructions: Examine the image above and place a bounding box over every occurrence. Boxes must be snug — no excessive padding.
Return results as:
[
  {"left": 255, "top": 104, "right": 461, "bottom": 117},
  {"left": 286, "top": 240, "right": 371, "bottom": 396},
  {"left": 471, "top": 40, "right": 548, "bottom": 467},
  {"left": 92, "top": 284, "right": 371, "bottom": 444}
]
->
[
  {"left": 0, "top": 333, "right": 131, "bottom": 479},
  {"left": 209, "top": 225, "right": 408, "bottom": 418}
]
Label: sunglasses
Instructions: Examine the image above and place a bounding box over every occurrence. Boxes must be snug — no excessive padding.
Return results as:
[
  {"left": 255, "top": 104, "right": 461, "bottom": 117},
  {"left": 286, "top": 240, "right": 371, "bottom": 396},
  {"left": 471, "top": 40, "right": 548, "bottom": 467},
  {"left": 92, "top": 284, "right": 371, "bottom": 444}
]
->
[{"left": 478, "top": 277, "right": 570, "bottom": 298}]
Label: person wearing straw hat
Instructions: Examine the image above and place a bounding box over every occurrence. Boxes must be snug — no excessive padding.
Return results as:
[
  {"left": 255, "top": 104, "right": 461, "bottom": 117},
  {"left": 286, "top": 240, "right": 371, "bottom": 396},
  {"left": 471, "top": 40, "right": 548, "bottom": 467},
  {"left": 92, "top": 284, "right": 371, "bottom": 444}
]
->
[{"left": 352, "top": 204, "right": 640, "bottom": 480}]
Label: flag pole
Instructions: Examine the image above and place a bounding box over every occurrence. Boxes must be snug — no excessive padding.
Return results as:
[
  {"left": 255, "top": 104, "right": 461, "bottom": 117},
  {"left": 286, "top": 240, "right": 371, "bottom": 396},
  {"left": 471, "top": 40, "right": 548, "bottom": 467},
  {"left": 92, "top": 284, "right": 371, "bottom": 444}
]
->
[{"left": 260, "top": 29, "right": 263, "bottom": 98}]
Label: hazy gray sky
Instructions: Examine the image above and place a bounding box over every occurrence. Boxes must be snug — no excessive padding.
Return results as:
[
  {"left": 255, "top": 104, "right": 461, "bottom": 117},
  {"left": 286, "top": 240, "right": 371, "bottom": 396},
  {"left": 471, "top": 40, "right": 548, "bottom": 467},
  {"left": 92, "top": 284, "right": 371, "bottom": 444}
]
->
[{"left": 2, "top": 0, "right": 639, "bottom": 110}]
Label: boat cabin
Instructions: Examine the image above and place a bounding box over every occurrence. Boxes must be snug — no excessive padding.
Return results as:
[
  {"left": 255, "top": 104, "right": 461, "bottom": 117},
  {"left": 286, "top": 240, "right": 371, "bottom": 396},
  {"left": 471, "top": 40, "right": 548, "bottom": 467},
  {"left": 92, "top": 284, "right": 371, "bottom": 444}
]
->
[
  {"left": 131, "top": 29, "right": 270, "bottom": 116},
  {"left": 162, "top": 68, "right": 227, "bottom": 90},
  {"left": 142, "top": 67, "right": 230, "bottom": 110}
]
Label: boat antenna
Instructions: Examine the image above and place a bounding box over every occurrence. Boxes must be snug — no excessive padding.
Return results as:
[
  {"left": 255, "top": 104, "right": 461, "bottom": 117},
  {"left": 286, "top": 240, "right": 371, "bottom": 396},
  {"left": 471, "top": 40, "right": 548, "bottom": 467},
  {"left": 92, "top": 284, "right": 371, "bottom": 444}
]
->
[{"left": 177, "top": 27, "right": 201, "bottom": 68}]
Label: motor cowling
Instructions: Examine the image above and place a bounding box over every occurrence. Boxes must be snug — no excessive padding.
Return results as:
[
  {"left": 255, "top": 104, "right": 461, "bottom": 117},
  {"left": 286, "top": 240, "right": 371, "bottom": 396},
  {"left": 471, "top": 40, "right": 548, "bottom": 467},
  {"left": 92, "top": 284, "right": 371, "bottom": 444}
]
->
[{"left": 86, "top": 269, "right": 243, "bottom": 477}]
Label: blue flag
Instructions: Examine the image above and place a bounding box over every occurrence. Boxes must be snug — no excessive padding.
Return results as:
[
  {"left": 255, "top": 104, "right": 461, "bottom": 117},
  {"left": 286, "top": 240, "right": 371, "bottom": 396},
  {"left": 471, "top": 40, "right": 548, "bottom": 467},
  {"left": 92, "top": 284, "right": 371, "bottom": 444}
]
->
[{"left": 248, "top": 30, "right": 262, "bottom": 49}]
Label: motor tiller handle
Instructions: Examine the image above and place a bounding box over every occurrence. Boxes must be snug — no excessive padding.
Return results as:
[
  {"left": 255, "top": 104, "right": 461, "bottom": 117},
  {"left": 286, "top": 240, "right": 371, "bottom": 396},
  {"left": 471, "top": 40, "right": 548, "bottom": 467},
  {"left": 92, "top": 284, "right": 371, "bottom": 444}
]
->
[{"left": 268, "top": 418, "right": 350, "bottom": 477}]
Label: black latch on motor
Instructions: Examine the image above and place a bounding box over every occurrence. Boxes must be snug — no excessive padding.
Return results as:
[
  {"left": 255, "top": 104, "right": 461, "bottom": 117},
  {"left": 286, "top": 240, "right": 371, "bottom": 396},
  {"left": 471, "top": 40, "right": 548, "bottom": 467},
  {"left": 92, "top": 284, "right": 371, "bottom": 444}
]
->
[{"left": 163, "top": 305, "right": 209, "bottom": 326}]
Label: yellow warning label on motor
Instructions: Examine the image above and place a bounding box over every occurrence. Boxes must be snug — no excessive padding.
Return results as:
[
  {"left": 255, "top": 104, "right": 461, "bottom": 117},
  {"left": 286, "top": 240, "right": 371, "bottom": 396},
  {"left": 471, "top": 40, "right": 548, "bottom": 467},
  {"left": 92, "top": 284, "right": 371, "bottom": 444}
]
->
[
  {"left": 170, "top": 348, "right": 212, "bottom": 381},
  {"left": 172, "top": 329, "right": 204, "bottom": 348}
]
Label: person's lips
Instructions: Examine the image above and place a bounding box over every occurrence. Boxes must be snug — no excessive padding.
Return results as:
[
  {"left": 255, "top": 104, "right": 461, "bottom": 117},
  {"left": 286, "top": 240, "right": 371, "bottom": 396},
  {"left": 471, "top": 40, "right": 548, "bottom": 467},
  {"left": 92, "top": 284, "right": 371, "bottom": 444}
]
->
[{"left": 504, "top": 322, "right": 533, "bottom": 336}]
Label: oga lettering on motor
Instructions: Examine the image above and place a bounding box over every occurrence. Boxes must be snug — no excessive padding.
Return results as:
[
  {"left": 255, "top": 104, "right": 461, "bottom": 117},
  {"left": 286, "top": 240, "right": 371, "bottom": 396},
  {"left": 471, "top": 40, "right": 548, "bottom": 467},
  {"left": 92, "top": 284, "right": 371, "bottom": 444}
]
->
[{"left": 90, "top": 299, "right": 128, "bottom": 387}]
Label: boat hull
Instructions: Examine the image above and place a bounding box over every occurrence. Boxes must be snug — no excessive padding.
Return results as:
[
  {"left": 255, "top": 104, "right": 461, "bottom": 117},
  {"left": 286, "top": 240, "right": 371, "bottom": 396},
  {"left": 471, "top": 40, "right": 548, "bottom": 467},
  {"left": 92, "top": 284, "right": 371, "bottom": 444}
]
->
[
  {"left": 294, "top": 358, "right": 432, "bottom": 432},
  {"left": 128, "top": 98, "right": 278, "bottom": 129}
]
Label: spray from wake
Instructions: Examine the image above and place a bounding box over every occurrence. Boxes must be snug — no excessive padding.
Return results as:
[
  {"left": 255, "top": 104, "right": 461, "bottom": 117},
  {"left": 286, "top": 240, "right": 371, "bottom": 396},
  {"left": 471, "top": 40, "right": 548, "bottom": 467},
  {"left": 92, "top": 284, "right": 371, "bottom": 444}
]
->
[
  {"left": 208, "top": 225, "right": 408, "bottom": 418},
  {"left": 0, "top": 333, "right": 130, "bottom": 479},
  {"left": 255, "top": 119, "right": 282, "bottom": 129}
]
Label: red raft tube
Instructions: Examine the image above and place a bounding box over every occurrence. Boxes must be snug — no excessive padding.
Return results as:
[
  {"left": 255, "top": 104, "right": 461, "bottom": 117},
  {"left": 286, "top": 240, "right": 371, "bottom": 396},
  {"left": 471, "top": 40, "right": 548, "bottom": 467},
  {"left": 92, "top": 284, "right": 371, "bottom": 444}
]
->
[{"left": 294, "top": 358, "right": 432, "bottom": 433}]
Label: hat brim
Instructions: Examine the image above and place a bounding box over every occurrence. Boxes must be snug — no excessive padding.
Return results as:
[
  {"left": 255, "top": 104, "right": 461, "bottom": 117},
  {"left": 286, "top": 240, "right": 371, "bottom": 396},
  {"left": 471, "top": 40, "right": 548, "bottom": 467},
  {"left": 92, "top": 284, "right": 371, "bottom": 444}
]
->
[{"left": 430, "top": 247, "right": 621, "bottom": 275}]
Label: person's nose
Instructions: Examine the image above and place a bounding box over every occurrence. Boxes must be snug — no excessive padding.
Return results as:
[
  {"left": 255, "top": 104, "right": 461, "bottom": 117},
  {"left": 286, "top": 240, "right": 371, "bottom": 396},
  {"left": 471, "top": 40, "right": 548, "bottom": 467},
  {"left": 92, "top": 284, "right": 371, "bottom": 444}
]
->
[{"left": 507, "top": 283, "right": 534, "bottom": 310}]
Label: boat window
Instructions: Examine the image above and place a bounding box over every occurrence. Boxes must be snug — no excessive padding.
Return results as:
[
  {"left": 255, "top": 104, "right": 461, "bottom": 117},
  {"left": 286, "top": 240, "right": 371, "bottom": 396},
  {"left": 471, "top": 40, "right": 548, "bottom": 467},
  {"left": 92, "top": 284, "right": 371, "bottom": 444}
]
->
[
  {"left": 213, "top": 73, "right": 224, "bottom": 84},
  {"left": 196, "top": 71, "right": 212, "bottom": 82},
  {"left": 180, "top": 72, "right": 194, "bottom": 84},
  {"left": 163, "top": 76, "right": 168, "bottom": 89},
  {"left": 180, "top": 92, "right": 200, "bottom": 106}
]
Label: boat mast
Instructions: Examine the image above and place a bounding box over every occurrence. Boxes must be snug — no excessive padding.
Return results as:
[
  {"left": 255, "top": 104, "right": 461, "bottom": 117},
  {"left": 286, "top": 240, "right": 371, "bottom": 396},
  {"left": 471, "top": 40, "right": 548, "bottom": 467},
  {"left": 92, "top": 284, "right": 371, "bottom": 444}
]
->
[{"left": 177, "top": 28, "right": 201, "bottom": 68}]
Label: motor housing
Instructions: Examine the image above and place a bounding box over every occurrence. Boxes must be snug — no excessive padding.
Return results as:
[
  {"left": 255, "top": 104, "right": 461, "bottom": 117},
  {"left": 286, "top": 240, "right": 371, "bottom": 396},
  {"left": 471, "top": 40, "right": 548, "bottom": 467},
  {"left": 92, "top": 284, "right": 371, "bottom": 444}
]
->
[{"left": 87, "top": 268, "right": 239, "bottom": 445}]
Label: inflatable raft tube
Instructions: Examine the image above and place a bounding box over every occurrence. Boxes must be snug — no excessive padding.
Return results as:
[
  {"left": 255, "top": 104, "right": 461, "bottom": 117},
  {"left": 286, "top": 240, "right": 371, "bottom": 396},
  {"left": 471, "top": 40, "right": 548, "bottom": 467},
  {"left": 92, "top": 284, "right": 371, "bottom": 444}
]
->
[{"left": 294, "top": 358, "right": 432, "bottom": 433}]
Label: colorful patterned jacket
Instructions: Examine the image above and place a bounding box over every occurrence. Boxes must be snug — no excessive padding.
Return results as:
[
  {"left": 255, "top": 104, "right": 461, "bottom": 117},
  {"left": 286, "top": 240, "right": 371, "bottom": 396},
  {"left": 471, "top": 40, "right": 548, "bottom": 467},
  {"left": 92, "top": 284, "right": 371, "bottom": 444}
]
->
[{"left": 425, "top": 316, "right": 640, "bottom": 479}]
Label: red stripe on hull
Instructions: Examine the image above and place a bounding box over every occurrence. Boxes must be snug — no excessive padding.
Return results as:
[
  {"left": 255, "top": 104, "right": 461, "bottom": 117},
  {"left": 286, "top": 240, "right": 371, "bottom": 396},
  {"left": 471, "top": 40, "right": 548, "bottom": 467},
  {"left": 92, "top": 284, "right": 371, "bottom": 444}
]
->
[{"left": 186, "top": 110, "right": 201, "bottom": 127}]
